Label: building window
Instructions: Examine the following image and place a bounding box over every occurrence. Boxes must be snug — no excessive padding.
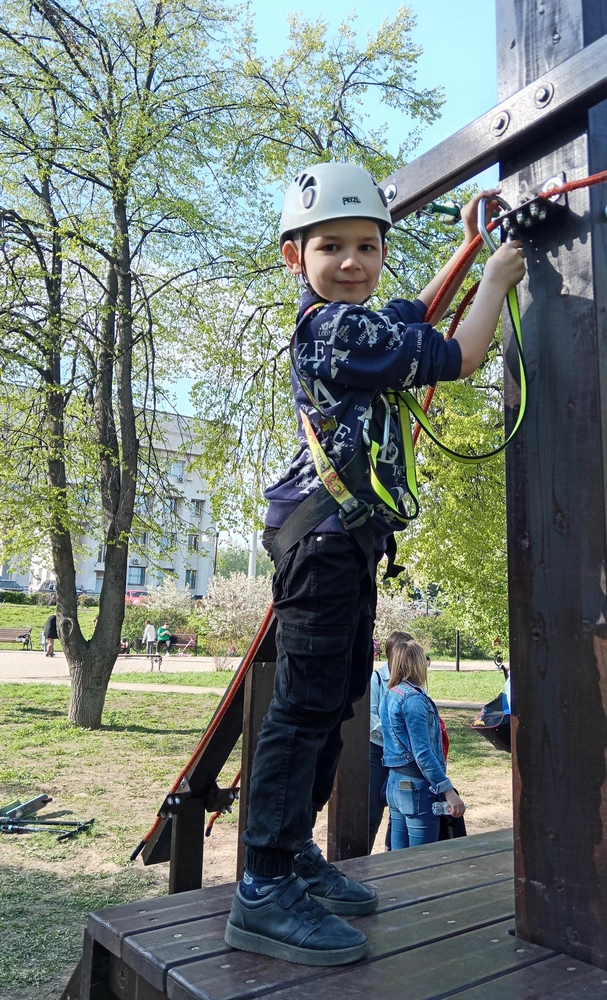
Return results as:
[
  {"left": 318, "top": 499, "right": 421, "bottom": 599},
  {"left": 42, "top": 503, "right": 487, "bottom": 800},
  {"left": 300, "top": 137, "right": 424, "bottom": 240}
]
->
[
  {"left": 192, "top": 499, "right": 205, "bottom": 517},
  {"left": 94, "top": 571, "right": 104, "bottom": 593},
  {"left": 127, "top": 566, "right": 146, "bottom": 586},
  {"left": 132, "top": 531, "right": 147, "bottom": 547},
  {"left": 188, "top": 534, "right": 200, "bottom": 552},
  {"left": 185, "top": 569, "right": 197, "bottom": 590},
  {"left": 167, "top": 497, "right": 178, "bottom": 515},
  {"left": 97, "top": 544, "right": 106, "bottom": 563},
  {"left": 170, "top": 460, "right": 185, "bottom": 478}
]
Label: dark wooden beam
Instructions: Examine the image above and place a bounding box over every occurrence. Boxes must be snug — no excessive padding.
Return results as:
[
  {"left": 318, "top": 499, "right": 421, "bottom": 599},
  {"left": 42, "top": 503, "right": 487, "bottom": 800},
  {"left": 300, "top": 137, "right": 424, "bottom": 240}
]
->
[
  {"left": 382, "top": 29, "right": 607, "bottom": 219},
  {"left": 236, "top": 660, "right": 277, "bottom": 880},
  {"left": 326, "top": 688, "right": 370, "bottom": 862},
  {"left": 499, "top": 0, "right": 607, "bottom": 970}
]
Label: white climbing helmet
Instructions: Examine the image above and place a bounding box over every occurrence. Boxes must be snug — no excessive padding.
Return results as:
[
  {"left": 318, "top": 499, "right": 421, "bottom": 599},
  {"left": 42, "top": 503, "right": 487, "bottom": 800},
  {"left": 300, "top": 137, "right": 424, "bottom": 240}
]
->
[{"left": 280, "top": 162, "right": 392, "bottom": 246}]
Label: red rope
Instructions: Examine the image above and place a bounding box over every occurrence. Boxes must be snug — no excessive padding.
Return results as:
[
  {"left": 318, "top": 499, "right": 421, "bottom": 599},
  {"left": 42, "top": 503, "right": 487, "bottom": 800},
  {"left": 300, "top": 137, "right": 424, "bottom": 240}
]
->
[
  {"left": 206, "top": 768, "right": 241, "bottom": 837},
  {"left": 416, "top": 168, "right": 607, "bottom": 442}
]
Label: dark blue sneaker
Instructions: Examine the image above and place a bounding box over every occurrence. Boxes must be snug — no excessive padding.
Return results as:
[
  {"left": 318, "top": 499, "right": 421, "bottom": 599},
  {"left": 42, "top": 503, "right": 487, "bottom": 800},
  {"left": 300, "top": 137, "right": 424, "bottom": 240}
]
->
[
  {"left": 224, "top": 873, "right": 369, "bottom": 966},
  {"left": 294, "top": 843, "right": 378, "bottom": 915}
]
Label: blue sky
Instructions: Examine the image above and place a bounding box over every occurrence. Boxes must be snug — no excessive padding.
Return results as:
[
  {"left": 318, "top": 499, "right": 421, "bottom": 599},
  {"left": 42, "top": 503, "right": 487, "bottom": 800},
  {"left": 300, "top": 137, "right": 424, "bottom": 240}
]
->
[{"left": 173, "top": 0, "right": 499, "bottom": 415}]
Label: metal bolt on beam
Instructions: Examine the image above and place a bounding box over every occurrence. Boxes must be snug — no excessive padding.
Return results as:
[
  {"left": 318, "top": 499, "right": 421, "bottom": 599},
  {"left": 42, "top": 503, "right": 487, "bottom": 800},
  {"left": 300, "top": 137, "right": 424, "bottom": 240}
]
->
[
  {"left": 535, "top": 83, "right": 554, "bottom": 107},
  {"left": 490, "top": 111, "right": 510, "bottom": 136}
]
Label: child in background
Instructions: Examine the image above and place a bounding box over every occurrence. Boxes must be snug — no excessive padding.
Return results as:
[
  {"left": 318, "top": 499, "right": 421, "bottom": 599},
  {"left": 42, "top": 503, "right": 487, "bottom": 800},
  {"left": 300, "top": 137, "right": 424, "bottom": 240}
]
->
[
  {"left": 380, "top": 639, "right": 465, "bottom": 848},
  {"left": 142, "top": 620, "right": 156, "bottom": 655},
  {"left": 369, "top": 630, "right": 414, "bottom": 851}
]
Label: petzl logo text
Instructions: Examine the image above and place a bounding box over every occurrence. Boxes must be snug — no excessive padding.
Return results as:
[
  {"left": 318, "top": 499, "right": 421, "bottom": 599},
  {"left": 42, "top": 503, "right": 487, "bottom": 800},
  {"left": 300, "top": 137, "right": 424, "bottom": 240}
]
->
[{"left": 342, "top": 196, "right": 361, "bottom": 204}]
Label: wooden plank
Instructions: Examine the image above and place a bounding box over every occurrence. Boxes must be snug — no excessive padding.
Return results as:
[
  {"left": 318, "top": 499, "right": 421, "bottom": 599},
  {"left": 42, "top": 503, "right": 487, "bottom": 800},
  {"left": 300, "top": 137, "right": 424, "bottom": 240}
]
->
[
  {"left": 451, "top": 953, "right": 607, "bottom": 998},
  {"left": 143, "top": 615, "right": 276, "bottom": 869},
  {"left": 107, "top": 952, "right": 166, "bottom": 999},
  {"left": 381, "top": 30, "right": 607, "bottom": 220},
  {"left": 169, "top": 796, "right": 205, "bottom": 894},
  {"left": 497, "top": 0, "right": 607, "bottom": 969},
  {"left": 90, "top": 833, "right": 513, "bottom": 956},
  {"left": 236, "top": 661, "right": 277, "bottom": 880},
  {"left": 58, "top": 959, "right": 81, "bottom": 1000},
  {"left": 87, "top": 886, "right": 237, "bottom": 957},
  {"left": 327, "top": 687, "right": 370, "bottom": 861},
  {"left": 168, "top": 921, "right": 551, "bottom": 1000},
  {"left": 338, "top": 828, "right": 513, "bottom": 881},
  {"left": 132, "top": 880, "right": 513, "bottom": 993}
]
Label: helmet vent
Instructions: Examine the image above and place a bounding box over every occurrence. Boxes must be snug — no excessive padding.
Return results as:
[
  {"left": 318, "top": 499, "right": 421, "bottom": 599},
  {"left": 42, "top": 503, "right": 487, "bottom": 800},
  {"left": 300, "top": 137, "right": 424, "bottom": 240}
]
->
[{"left": 300, "top": 175, "right": 317, "bottom": 209}]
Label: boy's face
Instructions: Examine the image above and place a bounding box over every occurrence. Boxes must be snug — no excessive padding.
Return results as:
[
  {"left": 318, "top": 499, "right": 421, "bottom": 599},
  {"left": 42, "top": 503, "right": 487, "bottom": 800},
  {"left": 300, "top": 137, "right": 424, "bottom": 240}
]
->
[{"left": 283, "top": 217, "right": 387, "bottom": 304}]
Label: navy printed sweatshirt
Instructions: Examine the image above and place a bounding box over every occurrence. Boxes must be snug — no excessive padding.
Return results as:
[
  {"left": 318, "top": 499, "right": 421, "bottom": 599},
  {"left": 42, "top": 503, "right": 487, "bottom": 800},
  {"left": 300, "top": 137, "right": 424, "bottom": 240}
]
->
[{"left": 264, "top": 291, "right": 463, "bottom": 551}]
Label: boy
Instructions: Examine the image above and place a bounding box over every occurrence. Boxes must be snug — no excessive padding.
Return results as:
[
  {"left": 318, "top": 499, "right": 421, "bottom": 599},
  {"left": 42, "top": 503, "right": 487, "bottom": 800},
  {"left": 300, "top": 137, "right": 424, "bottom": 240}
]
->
[{"left": 225, "top": 162, "right": 525, "bottom": 966}]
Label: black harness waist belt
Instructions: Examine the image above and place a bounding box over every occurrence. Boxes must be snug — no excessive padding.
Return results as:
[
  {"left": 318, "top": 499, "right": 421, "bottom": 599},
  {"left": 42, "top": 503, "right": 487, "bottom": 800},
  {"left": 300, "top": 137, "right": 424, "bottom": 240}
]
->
[{"left": 271, "top": 448, "right": 375, "bottom": 579}]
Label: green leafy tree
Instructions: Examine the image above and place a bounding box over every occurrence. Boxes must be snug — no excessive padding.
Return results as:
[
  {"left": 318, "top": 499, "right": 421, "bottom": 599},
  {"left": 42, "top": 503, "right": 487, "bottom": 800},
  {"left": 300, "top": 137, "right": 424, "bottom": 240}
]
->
[
  {"left": 0, "top": 0, "right": 250, "bottom": 727},
  {"left": 216, "top": 544, "right": 273, "bottom": 579}
]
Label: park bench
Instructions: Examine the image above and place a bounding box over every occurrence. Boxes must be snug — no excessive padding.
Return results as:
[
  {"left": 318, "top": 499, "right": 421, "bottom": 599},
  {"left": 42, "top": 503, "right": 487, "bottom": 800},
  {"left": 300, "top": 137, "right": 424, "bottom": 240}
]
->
[
  {"left": 0, "top": 627, "right": 32, "bottom": 650},
  {"left": 157, "top": 632, "right": 198, "bottom": 654}
]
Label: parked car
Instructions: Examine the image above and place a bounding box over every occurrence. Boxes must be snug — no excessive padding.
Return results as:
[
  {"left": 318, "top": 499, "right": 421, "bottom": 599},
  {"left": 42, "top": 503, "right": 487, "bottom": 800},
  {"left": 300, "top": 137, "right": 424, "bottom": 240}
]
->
[
  {"left": 125, "top": 589, "right": 150, "bottom": 605},
  {"left": 36, "top": 581, "right": 56, "bottom": 593},
  {"left": 0, "top": 579, "right": 25, "bottom": 592}
]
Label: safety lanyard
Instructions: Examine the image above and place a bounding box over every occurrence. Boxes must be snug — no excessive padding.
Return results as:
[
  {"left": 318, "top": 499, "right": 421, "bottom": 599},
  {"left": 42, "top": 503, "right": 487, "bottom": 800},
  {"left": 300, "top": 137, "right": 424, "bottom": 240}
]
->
[{"left": 399, "top": 287, "right": 526, "bottom": 463}]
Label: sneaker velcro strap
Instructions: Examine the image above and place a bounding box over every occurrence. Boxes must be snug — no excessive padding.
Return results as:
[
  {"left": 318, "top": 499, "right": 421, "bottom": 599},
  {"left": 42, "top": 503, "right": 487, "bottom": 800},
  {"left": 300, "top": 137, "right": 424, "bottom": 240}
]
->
[{"left": 276, "top": 875, "right": 309, "bottom": 909}]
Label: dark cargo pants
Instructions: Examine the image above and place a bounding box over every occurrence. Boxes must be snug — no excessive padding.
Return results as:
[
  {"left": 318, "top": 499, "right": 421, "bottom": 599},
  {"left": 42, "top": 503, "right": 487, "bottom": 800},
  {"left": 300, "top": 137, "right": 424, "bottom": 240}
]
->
[{"left": 242, "top": 530, "right": 377, "bottom": 877}]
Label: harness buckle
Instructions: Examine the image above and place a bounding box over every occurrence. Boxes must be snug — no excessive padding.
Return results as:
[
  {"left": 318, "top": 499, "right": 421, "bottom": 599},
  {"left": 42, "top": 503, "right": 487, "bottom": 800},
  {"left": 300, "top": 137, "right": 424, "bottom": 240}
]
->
[{"left": 338, "top": 497, "right": 374, "bottom": 531}]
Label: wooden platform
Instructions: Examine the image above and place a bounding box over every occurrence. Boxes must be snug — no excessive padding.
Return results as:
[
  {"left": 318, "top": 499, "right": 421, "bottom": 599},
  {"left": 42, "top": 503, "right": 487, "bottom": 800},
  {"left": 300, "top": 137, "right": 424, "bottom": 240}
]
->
[{"left": 67, "top": 830, "right": 607, "bottom": 999}]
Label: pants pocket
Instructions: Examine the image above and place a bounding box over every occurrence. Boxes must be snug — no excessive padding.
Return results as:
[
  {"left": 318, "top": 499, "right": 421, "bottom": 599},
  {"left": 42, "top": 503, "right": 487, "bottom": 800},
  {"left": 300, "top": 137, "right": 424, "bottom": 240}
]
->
[
  {"left": 396, "top": 782, "right": 421, "bottom": 817},
  {"left": 278, "top": 621, "right": 351, "bottom": 715}
]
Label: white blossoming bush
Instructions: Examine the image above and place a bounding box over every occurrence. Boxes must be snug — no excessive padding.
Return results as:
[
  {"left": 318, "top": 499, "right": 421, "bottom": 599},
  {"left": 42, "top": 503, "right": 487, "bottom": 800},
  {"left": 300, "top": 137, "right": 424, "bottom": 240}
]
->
[
  {"left": 145, "top": 578, "right": 194, "bottom": 614},
  {"left": 195, "top": 572, "right": 273, "bottom": 667},
  {"left": 374, "top": 589, "right": 417, "bottom": 654}
]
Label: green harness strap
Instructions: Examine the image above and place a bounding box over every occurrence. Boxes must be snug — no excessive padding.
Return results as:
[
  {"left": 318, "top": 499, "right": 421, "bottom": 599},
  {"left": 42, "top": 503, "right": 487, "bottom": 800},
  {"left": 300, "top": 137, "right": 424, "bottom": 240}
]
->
[{"left": 400, "top": 286, "right": 526, "bottom": 466}]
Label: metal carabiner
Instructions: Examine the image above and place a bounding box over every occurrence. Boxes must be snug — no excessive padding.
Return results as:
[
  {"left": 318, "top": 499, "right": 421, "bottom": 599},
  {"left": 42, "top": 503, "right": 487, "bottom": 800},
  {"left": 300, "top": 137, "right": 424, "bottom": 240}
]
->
[{"left": 477, "top": 195, "right": 512, "bottom": 255}]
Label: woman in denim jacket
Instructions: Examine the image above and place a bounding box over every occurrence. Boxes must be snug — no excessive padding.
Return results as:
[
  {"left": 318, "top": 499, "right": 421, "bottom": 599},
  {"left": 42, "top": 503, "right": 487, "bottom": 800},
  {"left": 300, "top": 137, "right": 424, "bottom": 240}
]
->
[{"left": 380, "top": 640, "right": 466, "bottom": 848}]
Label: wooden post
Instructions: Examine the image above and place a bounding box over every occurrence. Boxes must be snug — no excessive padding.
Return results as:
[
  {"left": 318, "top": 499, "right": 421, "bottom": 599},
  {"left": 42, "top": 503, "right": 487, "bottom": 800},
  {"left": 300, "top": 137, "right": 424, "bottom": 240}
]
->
[
  {"left": 236, "top": 660, "right": 277, "bottom": 880},
  {"left": 326, "top": 687, "right": 370, "bottom": 862},
  {"left": 498, "top": 0, "right": 607, "bottom": 967},
  {"left": 168, "top": 797, "right": 205, "bottom": 894}
]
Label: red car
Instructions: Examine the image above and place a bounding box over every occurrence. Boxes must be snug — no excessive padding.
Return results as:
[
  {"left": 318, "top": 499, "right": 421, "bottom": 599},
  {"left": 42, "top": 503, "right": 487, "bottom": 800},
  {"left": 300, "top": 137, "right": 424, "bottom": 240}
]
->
[{"left": 125, "top": 589, "right": 149, "bottom": 605}]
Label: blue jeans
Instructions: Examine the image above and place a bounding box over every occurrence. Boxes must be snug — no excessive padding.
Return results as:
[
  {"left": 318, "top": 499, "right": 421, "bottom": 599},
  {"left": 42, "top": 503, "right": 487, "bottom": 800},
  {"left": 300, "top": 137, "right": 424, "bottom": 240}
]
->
[
  {"left": 386, "top": 770, "right": 440, "bottom": 849},
  {"left": 369, "top": 740, "right": 391, "bottom": 851}
]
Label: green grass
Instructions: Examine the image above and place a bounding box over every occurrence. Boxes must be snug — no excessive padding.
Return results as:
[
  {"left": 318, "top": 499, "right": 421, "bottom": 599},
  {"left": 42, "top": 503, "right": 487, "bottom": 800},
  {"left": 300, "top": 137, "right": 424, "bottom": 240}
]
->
[
  {"left": 0, "top": 605, "right": 98, "bottom": 651},
  {"left": 112, "top": 668, "right": 504, "bottom": 704},
  {"left": 427, "top": 670, "right": 504, "bottom": 703},
  {"left": 0, "top": 682, "right": 236, "bottom": 998},
  {"left": 112, "top": 669, "right": 236, "bottom": 687}
]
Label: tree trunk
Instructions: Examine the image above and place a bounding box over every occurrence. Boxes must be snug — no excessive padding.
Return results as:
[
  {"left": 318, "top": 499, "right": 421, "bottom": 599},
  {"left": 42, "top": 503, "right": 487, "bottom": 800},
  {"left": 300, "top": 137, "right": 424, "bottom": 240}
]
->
[{"left": 67, "top": 656, "right": 115, "bottom": 729}]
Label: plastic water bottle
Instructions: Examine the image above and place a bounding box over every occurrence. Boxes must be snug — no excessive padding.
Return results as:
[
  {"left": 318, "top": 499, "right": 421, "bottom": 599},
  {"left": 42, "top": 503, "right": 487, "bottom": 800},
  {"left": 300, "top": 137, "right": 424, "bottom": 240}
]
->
[{"left": 432, "top": 801, "right": 452, "bottom": 816}]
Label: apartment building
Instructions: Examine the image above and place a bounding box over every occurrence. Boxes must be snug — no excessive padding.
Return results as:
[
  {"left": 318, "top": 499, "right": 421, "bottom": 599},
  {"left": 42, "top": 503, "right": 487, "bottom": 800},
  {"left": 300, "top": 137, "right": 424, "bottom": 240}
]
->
[{"left": 4, "top": 412, "right": 216, "bottom": 597}]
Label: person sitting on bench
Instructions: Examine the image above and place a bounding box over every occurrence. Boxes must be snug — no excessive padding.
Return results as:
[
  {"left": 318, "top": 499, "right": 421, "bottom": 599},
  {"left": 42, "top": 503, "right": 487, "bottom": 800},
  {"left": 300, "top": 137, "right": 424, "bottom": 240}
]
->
[{"left": 157, "top": 622, "right": 177, "bottom": 653}]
